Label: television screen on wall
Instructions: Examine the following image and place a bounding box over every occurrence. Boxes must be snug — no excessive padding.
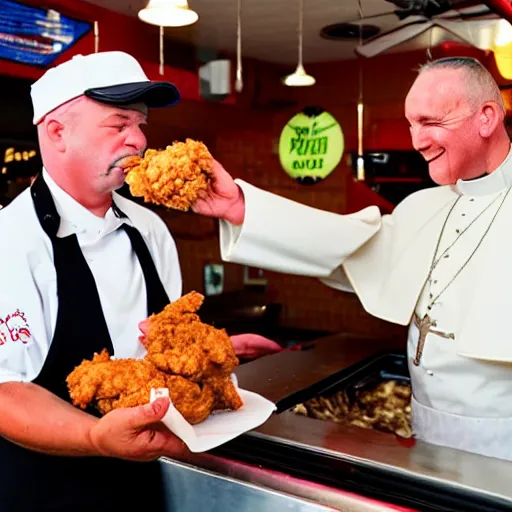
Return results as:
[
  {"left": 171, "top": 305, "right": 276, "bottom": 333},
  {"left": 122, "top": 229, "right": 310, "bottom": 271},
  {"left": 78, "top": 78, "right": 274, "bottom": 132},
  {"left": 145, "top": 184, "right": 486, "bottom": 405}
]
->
[{"left": 0, "top": 0, "right": 91, "bottom": 67}]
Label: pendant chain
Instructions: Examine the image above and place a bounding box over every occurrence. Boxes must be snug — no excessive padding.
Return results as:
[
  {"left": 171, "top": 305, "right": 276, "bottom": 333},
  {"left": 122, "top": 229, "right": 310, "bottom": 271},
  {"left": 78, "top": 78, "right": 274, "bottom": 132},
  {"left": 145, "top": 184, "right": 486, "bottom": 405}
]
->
[{"left": 425, "top": 188, "right": 511, "bottom": 311}]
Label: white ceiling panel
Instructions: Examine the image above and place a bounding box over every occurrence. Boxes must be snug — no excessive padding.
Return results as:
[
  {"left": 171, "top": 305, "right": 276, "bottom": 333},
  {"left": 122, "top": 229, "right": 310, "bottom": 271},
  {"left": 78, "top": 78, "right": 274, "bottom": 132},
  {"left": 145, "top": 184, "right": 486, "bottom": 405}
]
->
[{"left": 83, "top": 0, "right": 497, "bottom": 63}]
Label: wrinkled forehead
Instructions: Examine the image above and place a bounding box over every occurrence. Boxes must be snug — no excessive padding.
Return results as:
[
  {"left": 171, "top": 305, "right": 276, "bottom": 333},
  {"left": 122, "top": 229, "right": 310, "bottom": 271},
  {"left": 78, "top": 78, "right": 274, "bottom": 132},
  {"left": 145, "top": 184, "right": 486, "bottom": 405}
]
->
[{"left": 405, "top": 69, "right": 468, "bottom": 120}]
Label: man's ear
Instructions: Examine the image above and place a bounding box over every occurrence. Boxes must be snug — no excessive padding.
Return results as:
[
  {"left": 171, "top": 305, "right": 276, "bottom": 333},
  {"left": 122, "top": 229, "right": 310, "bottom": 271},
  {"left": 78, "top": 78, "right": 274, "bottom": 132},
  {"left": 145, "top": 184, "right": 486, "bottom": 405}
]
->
[
  {"left": 45, "top": 119, "right": 66, "bottom": 152},
  {"left": 479, "top": 102, "right": 503, "bottom": 139}
]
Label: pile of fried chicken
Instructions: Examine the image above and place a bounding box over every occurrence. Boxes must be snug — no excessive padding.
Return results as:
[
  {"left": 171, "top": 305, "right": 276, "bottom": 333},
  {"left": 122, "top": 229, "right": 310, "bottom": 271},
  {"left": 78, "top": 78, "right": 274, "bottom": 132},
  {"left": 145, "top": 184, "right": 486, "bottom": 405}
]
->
[
  {"left": 66, "top": 292, "right": 243, "bottom": 425},
  {"left": 121, "top": 138, "right": 214, "bottom": 211}
]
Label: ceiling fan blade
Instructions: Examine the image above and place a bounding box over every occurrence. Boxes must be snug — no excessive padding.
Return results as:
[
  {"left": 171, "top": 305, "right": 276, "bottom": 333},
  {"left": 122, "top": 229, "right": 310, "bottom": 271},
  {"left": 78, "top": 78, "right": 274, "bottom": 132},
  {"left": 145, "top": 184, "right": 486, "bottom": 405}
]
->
[
  {"left": 433, "top": 18, "right": 499, "bottom": 49},
  {"left": 437, "top": 6, "right": 495, "bottom": 19},
  {"left": 344, "top": 11, "right": 400, "bottom": 24},
  {"left": 355, "top": 20, "right": 433, "bottom": 57}
]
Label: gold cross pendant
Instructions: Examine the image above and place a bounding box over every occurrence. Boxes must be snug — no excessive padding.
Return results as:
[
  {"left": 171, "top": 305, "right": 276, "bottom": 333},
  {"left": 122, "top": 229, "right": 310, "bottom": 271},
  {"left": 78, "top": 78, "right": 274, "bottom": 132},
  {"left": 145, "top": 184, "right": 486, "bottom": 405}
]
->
[{"left": 413, "top": 313, "right": 455, "bottom": 366}]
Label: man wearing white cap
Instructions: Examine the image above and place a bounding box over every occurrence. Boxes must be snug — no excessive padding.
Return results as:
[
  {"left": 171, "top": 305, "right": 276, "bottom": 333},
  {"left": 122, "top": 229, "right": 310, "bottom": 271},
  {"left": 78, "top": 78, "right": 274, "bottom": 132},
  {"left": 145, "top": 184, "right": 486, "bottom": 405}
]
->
[{"left": 0, "top": 51, "right": 189, "bottom": 512}]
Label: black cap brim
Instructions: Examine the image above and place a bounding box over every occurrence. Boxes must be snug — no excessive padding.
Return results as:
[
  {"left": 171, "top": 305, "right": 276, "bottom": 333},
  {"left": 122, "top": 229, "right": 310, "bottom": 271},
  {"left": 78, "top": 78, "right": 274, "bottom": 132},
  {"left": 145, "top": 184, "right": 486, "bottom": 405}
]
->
[{"left": 84, "top": 81, "right": 180, "bottom": 108}]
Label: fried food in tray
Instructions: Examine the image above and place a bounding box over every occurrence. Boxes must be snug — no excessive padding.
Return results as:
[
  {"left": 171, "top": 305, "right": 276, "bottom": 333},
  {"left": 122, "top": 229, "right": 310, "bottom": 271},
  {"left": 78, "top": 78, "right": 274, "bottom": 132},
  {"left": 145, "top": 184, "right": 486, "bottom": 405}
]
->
[
  {"left": 66, "top": 292, "right": 242, "bottom": 425},
  {"left": 122, "top": 138, "right": 214, "bottom": 211},
  {"left": 292, "top": 380, "right": 412, "bottom": 438}
]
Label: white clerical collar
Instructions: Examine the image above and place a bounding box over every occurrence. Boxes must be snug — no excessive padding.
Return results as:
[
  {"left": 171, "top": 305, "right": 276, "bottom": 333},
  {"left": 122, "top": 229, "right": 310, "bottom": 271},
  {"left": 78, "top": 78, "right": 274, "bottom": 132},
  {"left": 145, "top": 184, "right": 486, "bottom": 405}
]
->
[
  {"left": 41, "top": 168, "right": 133, "bottom": 238},
  {"left": 455, "top": 145, "right": 512, "bottom": 196}
]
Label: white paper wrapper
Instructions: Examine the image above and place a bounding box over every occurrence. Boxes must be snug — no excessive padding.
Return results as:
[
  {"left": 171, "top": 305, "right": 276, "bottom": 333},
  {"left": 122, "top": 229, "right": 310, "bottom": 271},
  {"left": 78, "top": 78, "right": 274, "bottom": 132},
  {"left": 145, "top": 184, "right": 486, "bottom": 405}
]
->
[{"left": 150, "top": 376, "right": 276, "bottom": 453}]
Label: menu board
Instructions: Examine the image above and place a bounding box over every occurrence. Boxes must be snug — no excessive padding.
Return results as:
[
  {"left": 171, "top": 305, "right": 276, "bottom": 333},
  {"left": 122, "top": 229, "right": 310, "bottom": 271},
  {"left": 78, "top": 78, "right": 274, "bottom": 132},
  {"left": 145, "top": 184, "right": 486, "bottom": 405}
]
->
[{"left": 0, "top": 0, "right": 91, "bottom": 67}]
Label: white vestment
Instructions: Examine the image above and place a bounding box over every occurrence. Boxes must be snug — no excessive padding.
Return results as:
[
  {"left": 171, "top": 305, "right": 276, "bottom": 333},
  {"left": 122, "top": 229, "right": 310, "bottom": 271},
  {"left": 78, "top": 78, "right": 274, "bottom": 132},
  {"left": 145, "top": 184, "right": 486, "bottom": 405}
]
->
[{"left": 219, "top": 148, "right": 512, "bottom": 460}]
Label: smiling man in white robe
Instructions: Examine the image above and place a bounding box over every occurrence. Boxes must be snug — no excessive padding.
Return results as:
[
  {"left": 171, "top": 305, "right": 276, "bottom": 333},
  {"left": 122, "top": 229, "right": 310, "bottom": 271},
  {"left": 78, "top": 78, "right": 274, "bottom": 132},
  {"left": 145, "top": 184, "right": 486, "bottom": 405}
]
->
[{"left": 192, "top": 57, "right": 512, "bottom": 461}]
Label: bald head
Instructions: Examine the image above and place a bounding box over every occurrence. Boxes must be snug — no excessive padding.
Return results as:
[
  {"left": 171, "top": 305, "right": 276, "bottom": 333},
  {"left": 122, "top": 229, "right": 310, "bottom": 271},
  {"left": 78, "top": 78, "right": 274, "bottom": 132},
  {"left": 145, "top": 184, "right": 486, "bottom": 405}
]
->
[{"left": 418, "top": 57, "right": 505, "bottom": 114}]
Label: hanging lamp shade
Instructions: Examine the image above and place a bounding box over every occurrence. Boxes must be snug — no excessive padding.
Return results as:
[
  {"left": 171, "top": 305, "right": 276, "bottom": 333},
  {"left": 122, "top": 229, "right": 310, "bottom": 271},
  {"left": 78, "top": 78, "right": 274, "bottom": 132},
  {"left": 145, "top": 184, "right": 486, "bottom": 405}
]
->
[
  {"left": 138, "top": 0, "right": 198, "bottom": 27},
  {"left": 283, "top": 63, "right": 316, "bottom": 86},
  {"left": 283, "top": 0, "right": 315, "bottom": 87}
]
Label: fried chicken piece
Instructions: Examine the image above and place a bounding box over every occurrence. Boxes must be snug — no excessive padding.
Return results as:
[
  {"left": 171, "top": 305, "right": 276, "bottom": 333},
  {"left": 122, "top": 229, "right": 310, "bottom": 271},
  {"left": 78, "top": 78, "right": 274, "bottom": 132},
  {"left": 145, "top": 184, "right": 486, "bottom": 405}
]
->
[
  {"left": 147, "top": 322, "right": 239, "bottom": 381},
  {"left": 143, "top": 291, "right": 203, "bottom": 355},
  {"left": 145, "top": 292, "right": 239, "bottom": 381},
  {"left": 116, "top": 155, "right": 140, "bottom": 169},
  {"left": 67, "top": 349, "right": 218, "bottom": 423},
  {"left": 95, "top": 376, "right": 216, "bottom": 424},
  {"left": 207, "top": 375, "right": 244, "bottom": 412},
  {"left": 66, "top": 349, "right": 166, "bottom": 411},
  {"left": 164, "top": 375, "right": 215, "bottom": 424},
  {"left": 123, "top": 139, "right": 214, "bottom": 211}
]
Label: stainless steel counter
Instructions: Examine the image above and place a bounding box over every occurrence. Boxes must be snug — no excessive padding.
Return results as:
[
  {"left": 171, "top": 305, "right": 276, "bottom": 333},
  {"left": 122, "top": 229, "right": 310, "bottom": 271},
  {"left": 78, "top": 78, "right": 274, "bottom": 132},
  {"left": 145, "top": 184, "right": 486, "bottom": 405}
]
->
[
  {"left": 176, "top": 333, "right": 512, "bottom": 511},
  {"left": 159, "top": 459, "right": 340, "bottom": 512}
]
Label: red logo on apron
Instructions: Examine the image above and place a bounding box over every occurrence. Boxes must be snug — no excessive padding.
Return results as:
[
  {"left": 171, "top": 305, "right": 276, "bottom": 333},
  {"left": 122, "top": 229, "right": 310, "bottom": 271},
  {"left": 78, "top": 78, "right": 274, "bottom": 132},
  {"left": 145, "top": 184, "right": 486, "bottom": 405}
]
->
[{"left": 0, "top": 310, "right": 32, "bottom": 345}]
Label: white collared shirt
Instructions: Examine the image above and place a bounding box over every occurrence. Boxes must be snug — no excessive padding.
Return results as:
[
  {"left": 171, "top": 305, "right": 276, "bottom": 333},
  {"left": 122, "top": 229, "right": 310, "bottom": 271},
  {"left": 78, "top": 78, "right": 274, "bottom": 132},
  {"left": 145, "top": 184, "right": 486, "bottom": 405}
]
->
[
  {"left": 0, "top": 170, "right": 181, "bottom": 384},
  {"left": 455, "top": 145, "right": 512, "bottom": 196}
]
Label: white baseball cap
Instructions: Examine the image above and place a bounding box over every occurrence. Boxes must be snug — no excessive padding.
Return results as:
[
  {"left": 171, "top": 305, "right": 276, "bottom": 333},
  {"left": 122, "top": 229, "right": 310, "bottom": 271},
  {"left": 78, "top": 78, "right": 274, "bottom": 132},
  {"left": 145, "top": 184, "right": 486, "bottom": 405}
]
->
[{"left": 30, "top": 51, "right": 180, "bottom": 124}]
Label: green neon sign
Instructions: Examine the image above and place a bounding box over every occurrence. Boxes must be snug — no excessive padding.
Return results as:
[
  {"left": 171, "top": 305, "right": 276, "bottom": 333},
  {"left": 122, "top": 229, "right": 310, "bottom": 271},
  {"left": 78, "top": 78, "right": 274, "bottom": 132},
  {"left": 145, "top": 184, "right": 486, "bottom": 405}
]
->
[{"left": 279, "top": 108, "right": 344, "bottom": 184}]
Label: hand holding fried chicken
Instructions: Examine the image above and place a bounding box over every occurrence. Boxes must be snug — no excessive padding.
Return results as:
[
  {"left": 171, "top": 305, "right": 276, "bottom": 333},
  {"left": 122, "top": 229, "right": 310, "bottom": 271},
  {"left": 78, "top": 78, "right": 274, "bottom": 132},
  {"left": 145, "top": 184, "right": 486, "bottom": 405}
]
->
[
  {"left": 89, "top": 397, "right": 189, "bottom": 462},
  {"left": 190, "top": 159, "right": 246, "bottom": 225}
]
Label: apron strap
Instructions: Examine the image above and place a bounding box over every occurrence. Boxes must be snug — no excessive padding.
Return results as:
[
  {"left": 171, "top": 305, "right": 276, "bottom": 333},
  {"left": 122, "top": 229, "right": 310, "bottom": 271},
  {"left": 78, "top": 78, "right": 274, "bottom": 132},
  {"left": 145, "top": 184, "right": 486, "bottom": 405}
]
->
[
  {"left": 121, "top": 224, "right": 170, "bottom": 315},
  {"left": 112, "top": 198, "right": 170, "bottom": 315},
  {"left": 30, "top": 173, "right": 114, "bottom": 399}
]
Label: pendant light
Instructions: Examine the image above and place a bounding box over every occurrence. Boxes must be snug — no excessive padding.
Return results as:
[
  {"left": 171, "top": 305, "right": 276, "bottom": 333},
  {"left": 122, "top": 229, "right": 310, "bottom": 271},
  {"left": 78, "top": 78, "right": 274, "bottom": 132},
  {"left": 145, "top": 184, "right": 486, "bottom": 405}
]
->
[
  {"left": 235, "top": 0, "right": 243, "bottom": 92},
  {"left": 138, "top": 0, "right": 198, "bottom": 27},
  {"left": 283, "top": 0, "right": 315, "bottom": 87},
  {"left": 159, "top": 26, "right": 164, "bottom": 75},
  {"left": 93, "top": 21, "right": 99, "bottom": 53},
  {"left": 356, "top": 0, "right": 365, "bottom": 181}
]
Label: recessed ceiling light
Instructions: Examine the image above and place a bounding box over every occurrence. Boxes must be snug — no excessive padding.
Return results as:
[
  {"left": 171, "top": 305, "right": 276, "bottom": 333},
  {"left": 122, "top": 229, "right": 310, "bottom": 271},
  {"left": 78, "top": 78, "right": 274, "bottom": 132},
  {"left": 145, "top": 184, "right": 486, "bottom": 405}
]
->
[{"left": 320, "top": 23, "right": 380, "bottom": 41}]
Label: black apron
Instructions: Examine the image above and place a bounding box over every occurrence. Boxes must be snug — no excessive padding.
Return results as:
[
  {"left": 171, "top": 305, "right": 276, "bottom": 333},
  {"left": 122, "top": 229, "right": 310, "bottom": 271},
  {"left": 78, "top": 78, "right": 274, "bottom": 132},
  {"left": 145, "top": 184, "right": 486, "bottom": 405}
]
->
[{"left": 0, "top": 174, "right": 171, "bottom": 511}]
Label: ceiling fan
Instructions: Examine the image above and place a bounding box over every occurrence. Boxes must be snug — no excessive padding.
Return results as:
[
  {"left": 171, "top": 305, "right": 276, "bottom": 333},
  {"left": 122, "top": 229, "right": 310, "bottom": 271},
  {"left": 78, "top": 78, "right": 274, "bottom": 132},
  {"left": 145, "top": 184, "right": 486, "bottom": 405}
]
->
[{"left": 354, "top": 0, "right": 498, "bottom": 57}]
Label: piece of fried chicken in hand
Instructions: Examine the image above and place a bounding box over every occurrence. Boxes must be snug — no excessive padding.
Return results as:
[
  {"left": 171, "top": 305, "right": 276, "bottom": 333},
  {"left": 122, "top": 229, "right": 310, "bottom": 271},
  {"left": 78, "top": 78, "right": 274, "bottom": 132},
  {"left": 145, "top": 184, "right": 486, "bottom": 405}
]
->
[
  {"left": 164, "top": 376, "right": 216, "bottom": 425},
  {"left": 66, "top": 349, "right": 166, "bottom": 413},
  {"left": 144, "top": 291, "right": 239, "bottom": 382},
  {"left": 122, "top": 139, "right": 214, "bottom": 211},
  {"left": 67, "top": 349, "right": 218, "bottom": 423},
  {"left": 207, "top": 375, "right": 244, "bottom": 411},
  {"left": 97, "top": 376, "right": 216, "bottom": 425}
]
